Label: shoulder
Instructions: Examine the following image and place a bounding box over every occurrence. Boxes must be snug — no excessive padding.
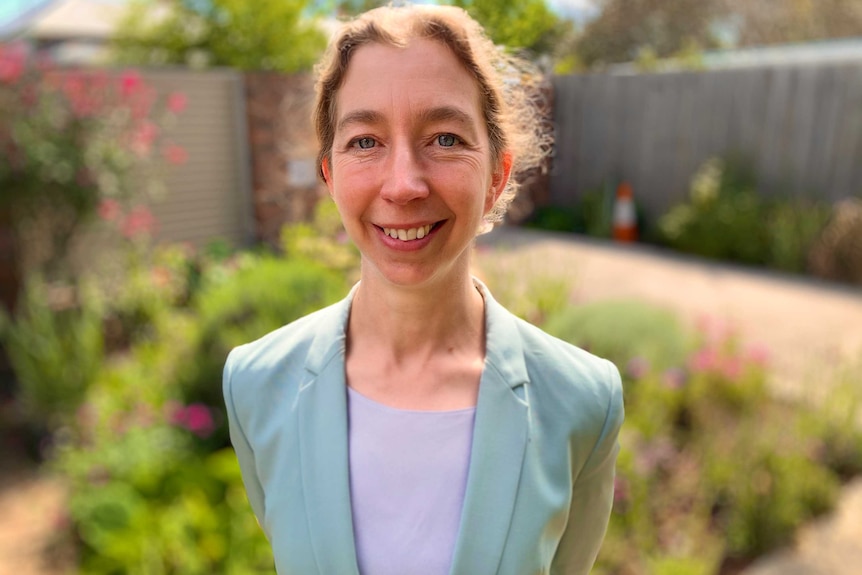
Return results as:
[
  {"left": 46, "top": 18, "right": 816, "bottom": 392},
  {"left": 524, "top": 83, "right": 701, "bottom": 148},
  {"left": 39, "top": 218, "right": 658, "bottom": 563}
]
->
[
  {"left": 223, "top": 296, "right": 349, "bottom": 412},
  {"left": 487, "top": 298, "right": 622, "bottom": 435},
  {"left": 225, "top": 302, "right": 339, "bottom": 375},
  {"left": 515, "top": 314, "right": 619, "bottom": 395}
]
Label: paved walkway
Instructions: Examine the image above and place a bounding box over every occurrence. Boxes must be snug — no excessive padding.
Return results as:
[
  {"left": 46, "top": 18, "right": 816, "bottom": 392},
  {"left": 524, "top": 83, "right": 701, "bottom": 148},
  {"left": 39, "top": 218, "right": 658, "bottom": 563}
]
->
[{"left": 477, "top": 227, "right": 862, "bottom": 574}]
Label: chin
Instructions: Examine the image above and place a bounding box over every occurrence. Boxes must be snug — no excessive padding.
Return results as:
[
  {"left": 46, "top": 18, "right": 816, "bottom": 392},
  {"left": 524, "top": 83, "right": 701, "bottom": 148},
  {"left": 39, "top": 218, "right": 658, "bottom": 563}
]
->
[{"left": 363, "top": 259, "right": 467, "bottom": 291}]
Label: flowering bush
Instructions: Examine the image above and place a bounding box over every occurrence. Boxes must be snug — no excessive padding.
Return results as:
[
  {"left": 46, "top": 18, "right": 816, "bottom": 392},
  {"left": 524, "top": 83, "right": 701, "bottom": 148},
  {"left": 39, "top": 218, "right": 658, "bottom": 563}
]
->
[
  {"left": 658, "top": 155, "right": 831, "bottom": 274},
  {"left": 35, "top": 217, "right": 351, "bottom": 572},
  {"left": 583, "top": 312, "right": 860, "bottom": 575},
  {"left": 0, "top": 41, "right": 185, "bottom": 280}
]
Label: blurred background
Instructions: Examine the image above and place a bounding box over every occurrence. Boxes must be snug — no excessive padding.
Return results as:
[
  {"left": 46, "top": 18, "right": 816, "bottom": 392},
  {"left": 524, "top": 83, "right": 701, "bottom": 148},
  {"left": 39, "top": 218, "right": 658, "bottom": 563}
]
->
[{"left": 1, "top": 1, "right": 861, "bottom": 574}]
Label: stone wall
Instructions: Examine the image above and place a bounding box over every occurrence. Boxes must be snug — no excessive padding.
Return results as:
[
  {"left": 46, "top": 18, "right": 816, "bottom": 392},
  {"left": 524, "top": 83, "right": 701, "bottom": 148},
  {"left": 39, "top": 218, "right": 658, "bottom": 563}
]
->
[{"left": 243, "top": 72, "right": 328, "bottom": 247}]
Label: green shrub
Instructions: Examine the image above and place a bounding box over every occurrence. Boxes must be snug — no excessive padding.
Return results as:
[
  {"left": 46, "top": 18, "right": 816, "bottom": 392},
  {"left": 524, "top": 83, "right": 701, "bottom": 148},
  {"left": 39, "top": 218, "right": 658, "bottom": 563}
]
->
[
  {"left": 658, "top": 156, "right": 832, "bottom": 274},
  {"left": 54, "top": 364, "right": 274, "bottom": 574},
  {"left": 523, "top": 184, "right": 638, "bottom": 239},
  {"left": 578, "top": 186, "right": 615, "bottom": 238},
  {"left": 524, "top": 205, "right": 583, "bottom": 233},
  {"left": 182, "top": 255, "right": 347, "bottom": 411},
  {"left": 659, "top": 157, "right": 770, "bottom": 265},
  {"left": 766, "top": 199, "right": 831, "bottom": 273},
  {"left": 542, "top": 299, "right": 691, "bottom": 372},
  {"left": 476, "top": 254, "right": 571, "bottom": 325},
  {"left": 0, "top": 277, "right": 104, "bottom": 431},
  {"left": 280, "top": 200, "right": 359, "bottom": 280}
]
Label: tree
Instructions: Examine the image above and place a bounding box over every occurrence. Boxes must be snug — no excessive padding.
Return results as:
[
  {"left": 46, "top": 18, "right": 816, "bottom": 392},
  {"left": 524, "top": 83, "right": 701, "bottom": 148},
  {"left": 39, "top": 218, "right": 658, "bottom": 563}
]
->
[
  {"left": 574, "top": 0, "right": 862, "bottom": 70},
  {"left": 111, "top": 0, "right": 328, "bottom": 72},
  {"left": 721, "top": 0, "right": 862, "bottom": 47},
  {"left": 326, "top": 0, "right": 389, "bottom": 17},
  {"left": 575, "top": 0, "right": 723, "bottom": 68},
  {"left": 447, "top": 0, "right": 573, "bottom": 59}
]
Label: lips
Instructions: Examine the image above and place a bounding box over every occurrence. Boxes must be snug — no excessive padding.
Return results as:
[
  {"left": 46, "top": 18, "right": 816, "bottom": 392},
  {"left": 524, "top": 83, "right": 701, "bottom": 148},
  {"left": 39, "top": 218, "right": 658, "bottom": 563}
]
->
[{"left": 381, "top": 223, "right": 434, "bottom": 241}]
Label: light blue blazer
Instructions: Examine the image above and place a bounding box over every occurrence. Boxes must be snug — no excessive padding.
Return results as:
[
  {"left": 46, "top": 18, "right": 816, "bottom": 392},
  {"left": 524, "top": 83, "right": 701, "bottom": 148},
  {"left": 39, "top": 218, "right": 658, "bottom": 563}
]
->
[{"left": 223, "top": 283, "right": 624, "bottom": 575}]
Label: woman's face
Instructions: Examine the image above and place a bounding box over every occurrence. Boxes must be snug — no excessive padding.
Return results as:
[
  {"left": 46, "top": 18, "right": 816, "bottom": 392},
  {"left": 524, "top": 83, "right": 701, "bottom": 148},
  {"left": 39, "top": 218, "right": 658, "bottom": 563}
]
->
[{"left": 323, "top": 38, "right": 511, "bottom": 289}]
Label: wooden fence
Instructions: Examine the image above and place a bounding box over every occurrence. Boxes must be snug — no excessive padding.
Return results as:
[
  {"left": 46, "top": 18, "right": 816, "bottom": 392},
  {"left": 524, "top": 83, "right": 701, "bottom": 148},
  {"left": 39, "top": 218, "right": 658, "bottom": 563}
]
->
[{"left": 550, "top": 60, "right": 862, "bottom": 218}]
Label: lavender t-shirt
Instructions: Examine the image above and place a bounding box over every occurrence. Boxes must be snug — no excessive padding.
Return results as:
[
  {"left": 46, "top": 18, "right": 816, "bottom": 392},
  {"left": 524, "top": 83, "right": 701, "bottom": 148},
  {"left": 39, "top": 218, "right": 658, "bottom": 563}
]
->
[{"left": 347, "top": 386, "right": 476, "bottom": 575}]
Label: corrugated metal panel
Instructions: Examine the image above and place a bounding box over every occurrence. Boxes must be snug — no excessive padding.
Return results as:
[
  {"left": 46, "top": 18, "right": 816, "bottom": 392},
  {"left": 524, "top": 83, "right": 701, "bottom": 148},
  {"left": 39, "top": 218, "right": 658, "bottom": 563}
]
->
[
  {"left": 139, "top": 69, "right": 253, "bottom": 249},
  {"left": 551, "top": 60, "right": 862, "bottom": 218}
]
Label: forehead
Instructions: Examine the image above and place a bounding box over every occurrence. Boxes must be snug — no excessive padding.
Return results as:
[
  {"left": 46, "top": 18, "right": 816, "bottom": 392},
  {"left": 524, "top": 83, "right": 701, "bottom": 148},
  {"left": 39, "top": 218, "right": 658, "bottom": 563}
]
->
[{"left": 335, "top": 38, "right": 484, "bottom": 129}]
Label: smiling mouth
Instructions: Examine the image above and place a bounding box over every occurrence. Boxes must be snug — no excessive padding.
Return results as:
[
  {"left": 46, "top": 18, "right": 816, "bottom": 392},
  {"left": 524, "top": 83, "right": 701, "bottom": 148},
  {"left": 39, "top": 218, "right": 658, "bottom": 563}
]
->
[{"left": 381, "top": 223, "right": 438, "bottom": 241}]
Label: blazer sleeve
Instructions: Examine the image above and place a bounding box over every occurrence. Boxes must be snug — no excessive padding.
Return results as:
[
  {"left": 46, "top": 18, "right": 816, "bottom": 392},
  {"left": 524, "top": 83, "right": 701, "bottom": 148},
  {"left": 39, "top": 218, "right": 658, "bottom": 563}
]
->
[
  {"left": 223, "top": 347, "right": 268, "bottom": 529},
  {"left": 551, "top": 360, "right": 624, "bottom": 575}
]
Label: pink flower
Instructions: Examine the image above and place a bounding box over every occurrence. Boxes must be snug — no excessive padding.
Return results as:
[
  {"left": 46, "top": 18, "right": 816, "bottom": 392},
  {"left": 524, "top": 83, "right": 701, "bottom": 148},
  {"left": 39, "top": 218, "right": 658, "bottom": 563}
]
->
[
  {"left": 626, "top": 356, "right": 650, "bottom": 380},
  {"left": 62, "top": 73, "right": 84, "bottom": 96},
  {"left": 167, "top": 92, "right": 187, "bottom": 114},
  {"left": 130, "top": 120, "right": 158, "bottom": 157},
  {"left": 169, "top": 403, "right": 215, "bottom": 438},
  {"left": 98, "top": 199, "right": 121, "bottom": 221},
  {"left": 119, "top": 70, "right": 142, "bottom": 97},
  {"left": 0, "top": 44, "right": 26, "bottom": 84},
  {"left": 163, "top": 144, "right": 188, "bottom": 165},
  {"left": 122, "top": 206, "right": 156, "bottom": 238},
  {"left": 662, "top": 367, "right": 687, "bottom": 389},
  {"left": 689, "top": 347, "right": 718, "bottom": 372},
  {"left": 720, "top": 357, "right": 743, "bottom": 380}
]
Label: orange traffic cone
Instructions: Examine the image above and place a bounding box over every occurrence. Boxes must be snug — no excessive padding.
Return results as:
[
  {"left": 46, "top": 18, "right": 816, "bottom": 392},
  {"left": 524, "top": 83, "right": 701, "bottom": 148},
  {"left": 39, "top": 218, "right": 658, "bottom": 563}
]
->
[{"left": 613, "top": 181, "right": 638, "bottom": 243}]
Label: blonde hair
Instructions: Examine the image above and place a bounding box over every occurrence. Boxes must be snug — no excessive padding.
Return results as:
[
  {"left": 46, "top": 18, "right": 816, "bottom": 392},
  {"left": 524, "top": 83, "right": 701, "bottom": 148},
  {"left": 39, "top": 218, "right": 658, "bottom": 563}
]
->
[{"left": 313, "top": 4, "right": 550, "bottom": 231}]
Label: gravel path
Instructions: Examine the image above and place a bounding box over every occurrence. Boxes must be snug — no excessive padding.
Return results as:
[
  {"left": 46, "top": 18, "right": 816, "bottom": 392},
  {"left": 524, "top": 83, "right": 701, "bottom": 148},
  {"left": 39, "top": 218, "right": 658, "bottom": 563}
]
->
[{"left": 0, "top": 441, "right": 71, "bottom": 575}]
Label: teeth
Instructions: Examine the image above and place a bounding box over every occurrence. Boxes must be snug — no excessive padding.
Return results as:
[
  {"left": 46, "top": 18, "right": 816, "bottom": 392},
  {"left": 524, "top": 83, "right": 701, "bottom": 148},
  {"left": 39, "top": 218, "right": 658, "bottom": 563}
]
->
[{"left": 383, "top": 224, "right": 433, "bottom": 241}]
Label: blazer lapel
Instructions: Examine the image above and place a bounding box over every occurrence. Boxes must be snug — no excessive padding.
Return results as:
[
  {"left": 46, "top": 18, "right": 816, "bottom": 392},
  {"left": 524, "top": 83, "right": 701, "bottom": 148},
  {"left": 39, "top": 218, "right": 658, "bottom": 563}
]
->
[
  {"left": 297, "top": 292, "right": 360, "bottom": 575},
  {"left": 449, "top": 285, "right": 530, "bottom": 575}
]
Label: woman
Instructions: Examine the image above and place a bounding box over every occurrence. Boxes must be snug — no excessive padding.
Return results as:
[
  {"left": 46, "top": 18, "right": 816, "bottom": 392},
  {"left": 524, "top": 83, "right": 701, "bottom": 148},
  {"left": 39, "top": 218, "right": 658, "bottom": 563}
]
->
[{"left": 223, "top": 5, "right": 624, "bottom": 575}]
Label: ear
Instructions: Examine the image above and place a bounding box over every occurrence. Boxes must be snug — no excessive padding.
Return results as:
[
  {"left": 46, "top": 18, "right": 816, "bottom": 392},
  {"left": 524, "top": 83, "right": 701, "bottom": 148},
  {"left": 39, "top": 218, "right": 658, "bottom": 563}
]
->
[
  {"left": 485, "top": 151, "right": 513, "bottom": 213},
  {"left": 321, "top": 156, "right": 334, "bottom": 197}
]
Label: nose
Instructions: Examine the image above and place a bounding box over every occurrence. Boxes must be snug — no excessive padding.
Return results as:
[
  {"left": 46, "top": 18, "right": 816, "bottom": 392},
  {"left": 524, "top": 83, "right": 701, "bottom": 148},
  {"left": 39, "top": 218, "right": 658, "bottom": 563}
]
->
[{"left": 379, "top": 140, "right": 429, "bottom": 204}]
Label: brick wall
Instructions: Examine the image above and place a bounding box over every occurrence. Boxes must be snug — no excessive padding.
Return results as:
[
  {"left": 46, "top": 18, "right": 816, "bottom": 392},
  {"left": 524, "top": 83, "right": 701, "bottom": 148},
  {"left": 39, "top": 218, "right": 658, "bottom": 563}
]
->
[{"left": 243, "top": 72, "right": 328, "bottom": 247}]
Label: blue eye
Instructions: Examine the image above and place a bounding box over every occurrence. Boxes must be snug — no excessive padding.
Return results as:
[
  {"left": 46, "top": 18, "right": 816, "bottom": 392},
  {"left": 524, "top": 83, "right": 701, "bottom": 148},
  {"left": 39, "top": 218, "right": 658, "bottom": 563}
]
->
[
  {"left": 437, "top": 134, "right": 458, "bottom": 147},
  {"left": 355, "top": 137, "right": 376, "bottom": 149}
]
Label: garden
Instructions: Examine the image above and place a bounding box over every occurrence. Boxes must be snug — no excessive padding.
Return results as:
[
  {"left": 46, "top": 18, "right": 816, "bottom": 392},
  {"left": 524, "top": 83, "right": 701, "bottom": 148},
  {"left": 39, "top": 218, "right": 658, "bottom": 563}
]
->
[
  {"left": 527, "top": 154, "right": 862, "bottom": 289},
  {"left": 2, "top": 45, "right": 862, "bottom": 575}
]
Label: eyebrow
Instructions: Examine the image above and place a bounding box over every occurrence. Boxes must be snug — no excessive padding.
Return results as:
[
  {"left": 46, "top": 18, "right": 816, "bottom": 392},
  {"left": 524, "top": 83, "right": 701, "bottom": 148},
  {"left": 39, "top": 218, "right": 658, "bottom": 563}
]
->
[
  {"left": 337, "top": 109, "right": 384, "bottom": 132},
  {"left": 336, "top": 106, "right": 479, "bottom": 135},
  {"left": 417, "top": 106, "right": 476, "bottom": 130}
]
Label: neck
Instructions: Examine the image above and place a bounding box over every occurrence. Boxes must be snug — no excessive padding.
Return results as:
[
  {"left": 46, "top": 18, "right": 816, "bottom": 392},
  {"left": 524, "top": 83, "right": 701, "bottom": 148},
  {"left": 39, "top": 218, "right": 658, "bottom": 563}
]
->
[{"left": 348, "top": 267, "right": 485, "bottom": 363}]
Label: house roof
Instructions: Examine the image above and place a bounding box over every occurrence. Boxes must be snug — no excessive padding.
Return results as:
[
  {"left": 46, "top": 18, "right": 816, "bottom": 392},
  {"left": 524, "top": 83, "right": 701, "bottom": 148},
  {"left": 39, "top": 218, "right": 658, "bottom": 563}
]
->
[
  {"left": 702, "top": 37, "right": 862, "bottom": 69},
  {"left": 1, "top": 0, "right": 125, "bottom": 41},
  {"left": 32, "top": 0, "right": 125, "bottom": 40},
  {"left": 605, "top": 36, "right": 862, "bottom": 75},
  {"left": 0, "top": 0, "right": 54, "bottom": 39}
]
